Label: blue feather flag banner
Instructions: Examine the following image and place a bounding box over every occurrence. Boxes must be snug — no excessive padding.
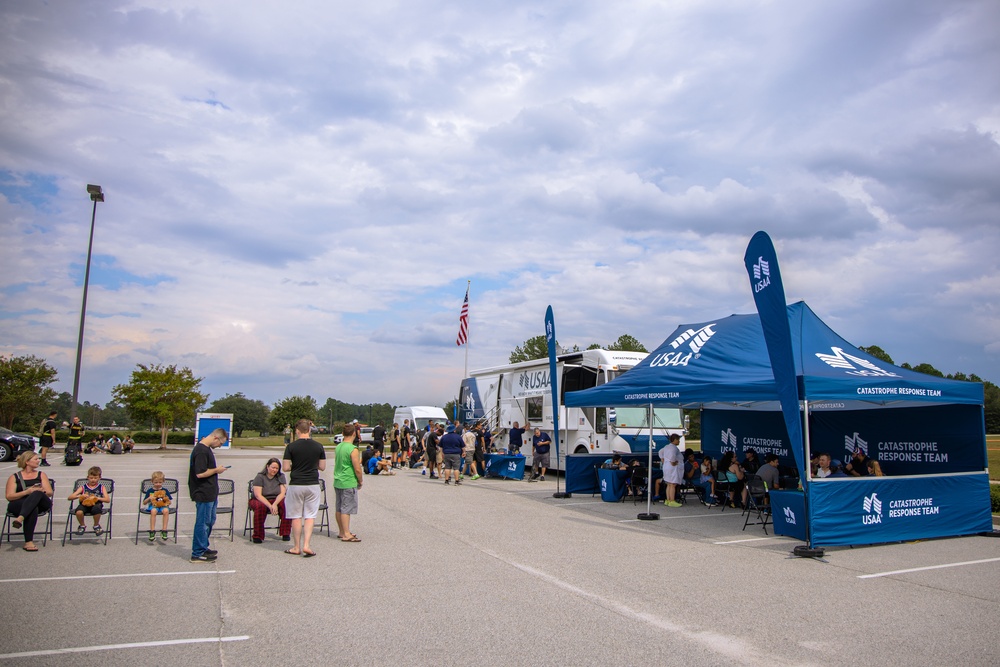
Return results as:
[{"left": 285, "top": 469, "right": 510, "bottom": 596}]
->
[
  {"left": 545, "top": 306, "right": 560, "bottom": 462},
  {"left": 744, "top": 231, "right": 805, "bottom": 479}
]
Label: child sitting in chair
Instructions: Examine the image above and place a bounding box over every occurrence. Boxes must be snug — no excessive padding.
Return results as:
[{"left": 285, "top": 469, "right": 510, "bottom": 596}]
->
[
  {"left": 141, "top": 471, "right": 173, "bottom": 541},
  {"left": 68, "top": 466, "right": 111, "bottom": 536}
]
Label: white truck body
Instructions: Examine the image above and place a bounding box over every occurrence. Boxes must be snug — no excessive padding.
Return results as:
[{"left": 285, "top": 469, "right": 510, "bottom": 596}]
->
[
  {"left": 459, "top": 349, "right": 686, "bottom": 469},
  {"left": 392, "top": 406, "right": 449, "bottom": 435}
]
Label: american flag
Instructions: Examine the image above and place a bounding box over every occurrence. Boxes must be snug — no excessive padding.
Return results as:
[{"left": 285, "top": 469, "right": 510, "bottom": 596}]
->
[{"left": 456, "top": 285, "right": 469, "bottom": 346}]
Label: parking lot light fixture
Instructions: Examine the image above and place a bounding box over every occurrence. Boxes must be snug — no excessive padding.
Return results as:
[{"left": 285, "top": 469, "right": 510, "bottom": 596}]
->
[{"left": 71, "top": 184, "right": 104, "bottom": 420}]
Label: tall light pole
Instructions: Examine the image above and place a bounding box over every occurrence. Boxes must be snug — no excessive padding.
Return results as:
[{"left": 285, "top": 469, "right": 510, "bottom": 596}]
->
[{"left": 70, "top": 184, "right": 104, "bottom": 420}]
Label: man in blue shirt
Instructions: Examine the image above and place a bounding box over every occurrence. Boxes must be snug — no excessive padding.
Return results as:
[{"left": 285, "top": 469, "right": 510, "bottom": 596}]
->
[
  {"left": 508, "top": 422, "right": 524, "bottom": 454},
  {"left": 530, "top": 428, "right": 552, "bottom": 482},
  {"left": 438, "top": 426, "right": 465, "bottom": 485}
]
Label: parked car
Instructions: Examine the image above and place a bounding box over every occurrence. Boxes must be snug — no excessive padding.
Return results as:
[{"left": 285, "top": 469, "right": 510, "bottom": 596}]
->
[
  {"left": 0, "top": 427, "right": 37, "bottom": 462},
  {"left": 359, "top": 427, "right": 374, "bottom": 444}
]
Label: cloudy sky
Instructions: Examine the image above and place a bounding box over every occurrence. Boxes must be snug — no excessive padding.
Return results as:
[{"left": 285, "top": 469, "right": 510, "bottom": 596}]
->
[{"left": 2, "top": 0, "right": 998, "bottom": 412}]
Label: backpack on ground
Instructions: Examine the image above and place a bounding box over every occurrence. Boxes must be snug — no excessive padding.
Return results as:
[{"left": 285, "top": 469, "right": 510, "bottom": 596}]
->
[{"left": 64, "top": 443, "right": 83, "bottom": 466}]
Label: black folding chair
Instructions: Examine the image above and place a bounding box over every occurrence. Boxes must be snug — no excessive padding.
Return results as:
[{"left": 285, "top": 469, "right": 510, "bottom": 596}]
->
[
  {"left": 622, "top": 467, "right": 648, "bottom": 505},
  {"left": 3, "top": 480, "right": 55, "bottom": 546},
  {"left": 63, "top": 479, "right": 114, "bottom": 546},
  {"left": 135, "top": 478, "right": 180, "bottom": 544},
  {"left": 211, "top": 478, "right": 235, "bottom": 541},
  {"left": 742, "top": 475, "right": 772, "bottom": 534},
  {"left": 715, "top": 472, "right": 733, "bottom": 512},
  {"left": 316, "top": 478, "right": 331, "bottom": 537},
  {"left": 243, "top": 480, "right": 281, "bottom": 539}
]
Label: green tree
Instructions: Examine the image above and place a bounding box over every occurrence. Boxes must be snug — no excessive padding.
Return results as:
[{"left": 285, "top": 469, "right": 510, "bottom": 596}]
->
[
  {"left": 509, "top": 335, "right": 552, "bottom": 363},
  {"left": 0, "top": 354, "right": 58, "bottom": 430},
  {"left": 208, "top": 392, "right": 270, "bottom": 438},
  {"left": 112, "top": 364, "right": 207, "bottom": 449},
  {"left": 606, "top": 334, "right": 648, "bottom": 353},
  {"left": 983, "top": 380, "right": 1000, "bottom": 434},
  {"left": 858, "top": 345, "right": 894, "bottom": 364},
  {"left": 910, "top": 362, "right": 944, "bottom": 378},
  {"left": 101, "top": 401, "right": 132, "bottom": 428},
  {"left": 269, "top": 395, "right": 318, "bottom": 432}
]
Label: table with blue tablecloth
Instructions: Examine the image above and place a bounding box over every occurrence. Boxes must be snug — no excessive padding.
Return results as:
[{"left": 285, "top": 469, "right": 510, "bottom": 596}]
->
[
  {"left": 597, "top": 467, "right": 630, "bottom": 502},
  {"left": 484, "top": 454, "right": 526, "bottom": 480}
]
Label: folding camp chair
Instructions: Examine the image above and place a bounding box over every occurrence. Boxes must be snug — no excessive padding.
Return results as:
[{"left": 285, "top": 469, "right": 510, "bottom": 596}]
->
[
  {"left": 134, "top": 478, "right": 180, "bottom": 543},
  {"left": 316, "top": 478, "right": 331, "bottom": 537},
  {"left": 62, "top": 478, "right": 114, "bottom": 546},
  {"left": 622, "top": 467, "right": 648, "bottom": 505},
  {"left": 715, "top": 472, "right": 733, "bottom": 512},
  {"left": 3, "top": 480, "right": 55, "bottom": 546},
  {"left": 243, "top": 480, "right": 281, "bottom": 539},
  {"left": 742, "top": 474, "right": 772, "bottom": 534},
  {"left": 211, "top": 478, "right": 235, "bottom": 541}
]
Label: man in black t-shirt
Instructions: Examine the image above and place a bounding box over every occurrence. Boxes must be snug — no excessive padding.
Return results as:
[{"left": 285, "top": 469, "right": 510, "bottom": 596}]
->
[
  {"left": 39, "top": 410, "right": 57, "bottom": 466},
  {"left": 67, "top": 416, "right": 85, "bottom": 453},
  {"left": 372, "top": 424, "right": 386, "bottom": 456},
  {"left": 508, "top": 422, "right": 524, "bottom": 455},
  {"left": 189, "top": 428, "right": 228, "bottom": 562},
  {"left": 282, "top": 419, "right": 326, "bottom": 557}
]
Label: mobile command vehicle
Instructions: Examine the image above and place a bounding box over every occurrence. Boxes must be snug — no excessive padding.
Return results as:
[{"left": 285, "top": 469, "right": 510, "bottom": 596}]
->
[{"left": 459, "top": 349, "right": 686, "bottom": 469}]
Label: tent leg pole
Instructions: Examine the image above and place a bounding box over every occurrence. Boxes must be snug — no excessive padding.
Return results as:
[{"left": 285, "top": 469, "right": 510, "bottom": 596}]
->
[{"left": 638, "top": 403, "right": 659, "bottom": 521}]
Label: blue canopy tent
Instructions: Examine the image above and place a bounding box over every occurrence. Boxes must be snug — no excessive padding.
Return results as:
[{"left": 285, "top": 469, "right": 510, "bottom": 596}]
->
[{"left": 564, "top": 301, "right": 991, "bottom": 547}]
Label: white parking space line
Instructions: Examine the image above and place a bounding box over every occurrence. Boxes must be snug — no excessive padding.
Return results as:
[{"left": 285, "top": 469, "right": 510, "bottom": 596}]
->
[
  {"left": 558, "top": 501, "right": 605, "bottom": 506},
  {"left": 857, "top": 557, "right": 1000, "bottom": 579},
  {"left": 714, "top": 536, "right": 783, "bottom": 544},
  {"left": 0, "top": 635, "right": 250, "bottom": 659},
  {"left": 0, "top": 570, "right": 235, "bottom": 584}
]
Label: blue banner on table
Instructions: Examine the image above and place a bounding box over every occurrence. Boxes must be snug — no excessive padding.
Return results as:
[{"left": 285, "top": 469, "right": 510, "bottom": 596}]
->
[
  {"left": 808, "top": 473, "right": 993, "bottom": 547},
  {"left": 598, "top": 467, "right": 628, "bottom": 502},
  {"left": 485, "top": 454, "right": 525, "bottom": 480},
  {"left": 769, "top": 490, "right": 807, "bottom": 541},
  {"left": 545, "top": 305, "right": 560, "bottom": 466},
  {"left": 744, "top": 231, "right": 804, "bottom": 478}
]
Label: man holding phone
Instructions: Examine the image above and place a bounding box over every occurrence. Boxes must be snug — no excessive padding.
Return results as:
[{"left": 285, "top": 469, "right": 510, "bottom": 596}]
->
[{"left": 188, "top": 428, "right": 229, "bottom": 562}]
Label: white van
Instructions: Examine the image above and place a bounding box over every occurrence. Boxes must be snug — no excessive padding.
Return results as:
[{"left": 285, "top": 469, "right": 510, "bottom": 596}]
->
[{"left": 392, "top": 406, "right": 449, "bottom": 437}]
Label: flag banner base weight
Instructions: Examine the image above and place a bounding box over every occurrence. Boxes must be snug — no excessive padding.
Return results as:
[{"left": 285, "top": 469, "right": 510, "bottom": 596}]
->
[
  {"left": 552, "top": 492, "right": 572, "bottom": 499},
  {"left": 637, "top": 513, "right": 660, "bottom": 521}
]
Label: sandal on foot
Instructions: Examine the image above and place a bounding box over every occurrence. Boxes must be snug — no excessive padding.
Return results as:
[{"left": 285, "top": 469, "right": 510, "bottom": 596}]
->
[
  {"left": 302, "top": 550, "right": 316, "bottom": 557},
  {"left": 284, "top": 548, "right": 301, "bottom": 555},
  {"left": 22, "top": 545, "right": 38, "bottom": 552},
  {"left": 340, "top": 535, "right": 361, "bottom": 542},
  {"left": 12, "top": 517, "right": 23, "bottom": 529}
]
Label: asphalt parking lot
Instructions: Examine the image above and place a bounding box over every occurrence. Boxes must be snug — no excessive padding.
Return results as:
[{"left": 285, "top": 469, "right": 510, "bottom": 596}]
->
[{"left": 2, "top": 447, "right": 999, "bottom": 666}]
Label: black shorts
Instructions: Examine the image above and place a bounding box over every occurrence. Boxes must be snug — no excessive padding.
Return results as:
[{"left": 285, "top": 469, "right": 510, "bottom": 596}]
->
[
  {"left": 78, "top": 503, "right": 104, "bottom": 516},
  {"left": 390, "top": 443, "right": 399, "bottom": 453},
  {"left": 40, "top": 435, "right": 54, "bottom": 448}
]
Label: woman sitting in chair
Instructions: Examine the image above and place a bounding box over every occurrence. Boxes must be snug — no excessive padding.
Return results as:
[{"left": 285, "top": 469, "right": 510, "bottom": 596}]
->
[
  {"left": 249, "top": 458, "right": 292, "bottom": 544},
  {"left": 718, "top": 451, "right": 748, "bottom": 509},
  {"left": 5, "top": 451, "right": 53, "bottom": 551}
]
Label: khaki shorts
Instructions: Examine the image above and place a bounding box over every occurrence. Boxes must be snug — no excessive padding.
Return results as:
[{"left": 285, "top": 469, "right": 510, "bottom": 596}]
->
[{"left": 285, "top": 484, "right": 320, "bottom": 520}]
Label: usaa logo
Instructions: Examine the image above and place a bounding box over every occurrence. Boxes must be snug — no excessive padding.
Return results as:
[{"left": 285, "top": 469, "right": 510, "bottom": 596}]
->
[
  {"left": 862, "top": 492, "right": 883, "bottom": 525},
  {"left": 649, "top": 324, "right": 717, "bottom": 367},
  {"left": 783, "top": 506, "right": 796, "bottom": 525},
  {"left": 752, "top": 256, "right": 771, "bottom": 293},
  {"left": 816, "top": 347, "right": 900, "bottom": 378},
  {"left": 845, "top": 432, "right": 868, "bottom": 457},
  {"left": 721, "top": 428, "right": 737, "bottom": 450}
]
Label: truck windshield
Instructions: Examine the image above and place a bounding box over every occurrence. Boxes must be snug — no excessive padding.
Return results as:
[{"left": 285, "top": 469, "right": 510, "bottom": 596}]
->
[{"left": 613, "top": 407, "right": 683, "bottom": 429}]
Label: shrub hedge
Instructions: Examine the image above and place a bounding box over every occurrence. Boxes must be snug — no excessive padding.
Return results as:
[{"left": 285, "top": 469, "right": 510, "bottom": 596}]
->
[
  {"left": 53, "top": 430, "right": 195, "bottom": 445},
  {"left": 991, "top": 484, "right": 1000, "bottom": 514}
]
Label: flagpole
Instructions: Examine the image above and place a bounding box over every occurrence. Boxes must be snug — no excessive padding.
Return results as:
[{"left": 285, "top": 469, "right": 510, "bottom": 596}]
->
[{"left": 464, "top": 280, "right": 470, "bottom": 380}]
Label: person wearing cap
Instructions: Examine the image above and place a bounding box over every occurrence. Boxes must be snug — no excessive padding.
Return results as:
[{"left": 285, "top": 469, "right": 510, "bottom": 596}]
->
[{"left": 844, "top": 448, "right": 871, "bottom": 477}]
